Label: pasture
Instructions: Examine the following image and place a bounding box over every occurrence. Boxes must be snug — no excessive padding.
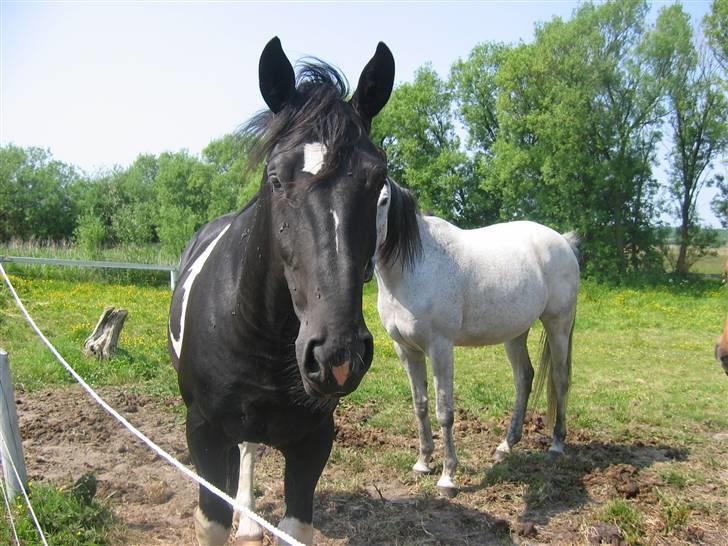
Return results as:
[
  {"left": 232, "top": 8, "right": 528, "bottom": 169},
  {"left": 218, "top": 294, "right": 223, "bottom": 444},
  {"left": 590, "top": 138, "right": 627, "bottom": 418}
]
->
[{"left": 0, "top": 270, "right": 726, "bottom": 544}]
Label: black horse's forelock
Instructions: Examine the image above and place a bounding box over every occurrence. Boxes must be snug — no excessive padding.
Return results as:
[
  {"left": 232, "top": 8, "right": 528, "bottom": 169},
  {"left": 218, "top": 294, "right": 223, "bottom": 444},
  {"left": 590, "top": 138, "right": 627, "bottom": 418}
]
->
[
  {"left": 241, "top": 60, "right": 365, "bottom": 176},
  {"left": 380, "top": 179, "right": 422, "bottom": 270}
]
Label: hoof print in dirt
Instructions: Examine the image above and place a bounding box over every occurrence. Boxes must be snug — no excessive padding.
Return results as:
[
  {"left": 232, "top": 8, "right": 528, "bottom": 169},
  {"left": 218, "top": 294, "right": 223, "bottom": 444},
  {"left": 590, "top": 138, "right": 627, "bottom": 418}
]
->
[
  {"left": 514, "top": 520, "right": 538, "bottom": 538},
  {"left": 587, "top": 522, "right": 625, "bottom": 545},
  {"left": 490, "top": 518, "right": 511, "bottom": 536},
  {"left": 615, "top": 480, "right": 640, "bottom": 499}
]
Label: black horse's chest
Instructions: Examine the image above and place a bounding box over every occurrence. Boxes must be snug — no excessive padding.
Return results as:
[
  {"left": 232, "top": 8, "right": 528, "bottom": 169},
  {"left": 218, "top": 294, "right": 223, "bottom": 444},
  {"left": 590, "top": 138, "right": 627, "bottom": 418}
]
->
[{"left": 220, "top": 396, "right": 332, "bottom": 448}]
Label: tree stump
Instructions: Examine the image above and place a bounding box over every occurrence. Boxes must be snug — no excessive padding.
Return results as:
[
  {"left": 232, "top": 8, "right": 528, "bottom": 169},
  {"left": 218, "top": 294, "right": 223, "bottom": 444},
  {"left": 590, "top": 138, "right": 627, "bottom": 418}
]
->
[{"left": 83, "top": 307, "right": 128, "bottom": 360}]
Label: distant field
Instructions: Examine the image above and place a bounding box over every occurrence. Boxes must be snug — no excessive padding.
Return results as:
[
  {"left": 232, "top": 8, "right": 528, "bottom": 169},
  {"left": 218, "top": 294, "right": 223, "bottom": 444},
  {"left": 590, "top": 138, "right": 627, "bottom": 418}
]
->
[
  {"left": 1, "top": 267, "right": 726, "bottom": 544},
  {"left": 690, "top": 245, "right": 727, "bottom": 275}
]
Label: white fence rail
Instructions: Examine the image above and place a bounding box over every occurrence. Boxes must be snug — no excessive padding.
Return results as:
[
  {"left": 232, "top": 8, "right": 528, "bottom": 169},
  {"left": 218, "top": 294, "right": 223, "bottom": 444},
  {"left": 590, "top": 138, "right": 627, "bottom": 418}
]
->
[{"left": 0, "top": 255, "right": 178, "bottom": 289}]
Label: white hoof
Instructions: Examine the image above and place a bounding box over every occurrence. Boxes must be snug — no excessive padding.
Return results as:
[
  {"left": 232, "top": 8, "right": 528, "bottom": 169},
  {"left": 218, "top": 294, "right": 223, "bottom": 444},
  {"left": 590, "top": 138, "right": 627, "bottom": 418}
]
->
[
  {"left": 413, "top": 460, "right": 433, "bottom": 475},
  {"left": 194, "top": 507, "right": 230, "bottom": 546},
  {"left": 494, "top": 439, "right": 511, "bottom": 462},
  {"left": 436, "top": 475, "right": 458, "bottom": 498}
]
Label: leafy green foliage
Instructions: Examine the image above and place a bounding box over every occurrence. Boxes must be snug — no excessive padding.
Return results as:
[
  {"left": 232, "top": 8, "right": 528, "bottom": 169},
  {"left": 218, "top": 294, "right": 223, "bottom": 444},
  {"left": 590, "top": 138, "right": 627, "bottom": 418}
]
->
[
  {"left": 372, "top": 66, "right": 498, "bottom": 227},
  {"left": 704, "top": 0, "right": 728, "bottom": 70},
  {"left": 493, "top": 0, "right": 667, "bottom": 278},
  {"left": 0, "top": 145, "right": 82, "bottom": 242}
]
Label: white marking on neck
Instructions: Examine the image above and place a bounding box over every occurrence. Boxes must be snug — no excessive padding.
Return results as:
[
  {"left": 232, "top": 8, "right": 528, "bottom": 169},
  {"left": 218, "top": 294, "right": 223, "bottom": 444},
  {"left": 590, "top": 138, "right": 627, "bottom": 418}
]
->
[
  {"left": 169, "top": 224, "right": 231, "bottom": 358},
  {"left": 332, "top": 209, "right": 340, "bottom": 254},
  {"left": 303, "top": 142, "right": 326, "bottom": 175}
]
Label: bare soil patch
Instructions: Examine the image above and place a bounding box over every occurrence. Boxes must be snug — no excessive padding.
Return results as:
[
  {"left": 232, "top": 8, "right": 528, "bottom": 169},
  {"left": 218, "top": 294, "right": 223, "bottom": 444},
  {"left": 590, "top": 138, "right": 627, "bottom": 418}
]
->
[{"left": 15, "top": 385, "right": 728, "bottom": 545}]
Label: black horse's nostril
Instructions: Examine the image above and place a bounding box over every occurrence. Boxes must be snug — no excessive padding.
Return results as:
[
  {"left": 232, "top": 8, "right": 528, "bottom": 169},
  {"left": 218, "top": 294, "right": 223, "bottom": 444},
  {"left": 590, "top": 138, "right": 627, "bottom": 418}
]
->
[{"left": 304, "top": 340, "right": 325, "bottom": 381}]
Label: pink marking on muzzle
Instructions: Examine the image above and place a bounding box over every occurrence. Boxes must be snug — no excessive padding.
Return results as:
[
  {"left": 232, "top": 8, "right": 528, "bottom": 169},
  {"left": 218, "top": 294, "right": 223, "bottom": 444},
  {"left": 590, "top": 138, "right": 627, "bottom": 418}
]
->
[{"left": 332, "top": 361, "right": 351, "bottom": 386}]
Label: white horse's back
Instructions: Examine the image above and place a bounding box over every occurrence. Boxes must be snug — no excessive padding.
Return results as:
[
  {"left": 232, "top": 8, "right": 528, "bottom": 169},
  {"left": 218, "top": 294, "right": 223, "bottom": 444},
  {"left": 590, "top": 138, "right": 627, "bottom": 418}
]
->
[{"left": 376, "top": 218, "right": 579, "bottom": 349}]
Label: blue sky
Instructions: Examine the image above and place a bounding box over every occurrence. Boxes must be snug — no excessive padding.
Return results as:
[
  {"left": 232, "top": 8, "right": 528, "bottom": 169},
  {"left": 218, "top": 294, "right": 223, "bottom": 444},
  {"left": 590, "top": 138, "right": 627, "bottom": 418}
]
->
[{"left": 1, "top": 1, "right": 720, "bottom": 225}]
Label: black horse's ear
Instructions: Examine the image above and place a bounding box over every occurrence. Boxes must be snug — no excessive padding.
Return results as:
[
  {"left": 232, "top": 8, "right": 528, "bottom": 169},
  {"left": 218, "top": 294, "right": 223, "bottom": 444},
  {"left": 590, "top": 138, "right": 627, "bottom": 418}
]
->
[
  {"left": 259, "top": 37, "right": 296, "bottom": 114},
  {"left": 350, "top": 42, "right": 395, "bottom": 131}
]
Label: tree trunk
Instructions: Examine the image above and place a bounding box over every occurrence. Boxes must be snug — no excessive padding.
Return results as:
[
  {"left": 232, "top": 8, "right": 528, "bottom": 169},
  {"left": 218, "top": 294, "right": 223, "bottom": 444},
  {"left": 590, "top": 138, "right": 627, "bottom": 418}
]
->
[
  {"left": 83, "top": 307, "right": 128, "bottom": 360},
  {"left": 676, "top": 207, "right": 691, "bottom": 274}
]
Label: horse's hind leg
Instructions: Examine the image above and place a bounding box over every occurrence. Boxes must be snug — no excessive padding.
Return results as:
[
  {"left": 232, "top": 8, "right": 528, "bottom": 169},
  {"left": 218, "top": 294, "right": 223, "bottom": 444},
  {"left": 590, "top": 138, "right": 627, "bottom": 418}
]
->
[
  {"left": 543, "top": 313, "right": 574, "bottom": 456},
  {"left": 429, "top": 337, "right": 458, "bottom": 497},
  {"left": 233, "top": 442, "right": 263, "bottom": 545},
  {"left": 395, "top": 342, "right": 434, "bottom": 474},
  {"left": 495, "top": 331, "right": 534, "bottom": 462},
  {"left": 186, "top": 407, "right": 236, "bottom": 546}
]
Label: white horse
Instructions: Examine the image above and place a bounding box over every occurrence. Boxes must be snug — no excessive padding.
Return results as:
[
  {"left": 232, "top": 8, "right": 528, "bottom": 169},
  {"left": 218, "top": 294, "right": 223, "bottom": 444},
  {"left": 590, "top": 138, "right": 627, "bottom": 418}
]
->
[{"left": 373, "top": 179, "right": 580, "bottom": 497}]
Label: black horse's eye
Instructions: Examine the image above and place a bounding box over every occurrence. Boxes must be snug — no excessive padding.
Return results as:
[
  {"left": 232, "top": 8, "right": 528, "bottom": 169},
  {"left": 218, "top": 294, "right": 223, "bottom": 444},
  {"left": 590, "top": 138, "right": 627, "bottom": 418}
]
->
[{"left": 269, "top": 174, "right": 282, "bottom": 191}]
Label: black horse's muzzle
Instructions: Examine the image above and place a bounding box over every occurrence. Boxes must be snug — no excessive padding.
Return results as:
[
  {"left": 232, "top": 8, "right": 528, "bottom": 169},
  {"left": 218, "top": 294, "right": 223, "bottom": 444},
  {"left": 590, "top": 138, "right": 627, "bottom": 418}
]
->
[{"left": 299, "top": 330, "right": 373, "bottom": 397}]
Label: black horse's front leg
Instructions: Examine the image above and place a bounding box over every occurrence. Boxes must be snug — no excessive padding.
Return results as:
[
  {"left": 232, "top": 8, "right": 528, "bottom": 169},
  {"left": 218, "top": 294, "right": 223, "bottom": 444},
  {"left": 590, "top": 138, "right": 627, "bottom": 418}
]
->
[
  {"left": 278, "top": 414, "right": 335, "bottom": 546},
  {"left": 186, "top": 405, "right": 240, "bottom": 546}
]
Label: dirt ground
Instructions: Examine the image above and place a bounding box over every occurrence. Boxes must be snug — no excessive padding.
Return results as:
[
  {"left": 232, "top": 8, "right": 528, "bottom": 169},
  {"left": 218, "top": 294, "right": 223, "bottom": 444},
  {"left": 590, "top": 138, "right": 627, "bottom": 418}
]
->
[{"left": 14, "top": 385, "right": 728, "bottom": 545}]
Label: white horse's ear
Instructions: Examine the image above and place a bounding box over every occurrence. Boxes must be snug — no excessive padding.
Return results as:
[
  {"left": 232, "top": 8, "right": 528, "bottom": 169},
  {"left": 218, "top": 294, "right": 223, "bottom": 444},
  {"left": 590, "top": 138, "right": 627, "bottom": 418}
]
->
[
  {"left": 375, "top": 180, "right": 391, "bottom": 252},
  {"left": 378, "top": 180, "right": 390, "bottom": 206}
]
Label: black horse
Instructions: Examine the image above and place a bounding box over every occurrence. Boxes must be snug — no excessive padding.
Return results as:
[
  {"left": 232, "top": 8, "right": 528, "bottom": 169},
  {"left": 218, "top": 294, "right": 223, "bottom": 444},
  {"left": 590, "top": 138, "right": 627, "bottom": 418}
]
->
[{"left": 168, "top": 37, "right": 394, "bottom": 545}]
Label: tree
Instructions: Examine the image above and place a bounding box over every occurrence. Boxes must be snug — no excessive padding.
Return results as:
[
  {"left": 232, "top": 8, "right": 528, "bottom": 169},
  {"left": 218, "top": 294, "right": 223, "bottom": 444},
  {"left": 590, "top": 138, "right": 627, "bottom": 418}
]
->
[
  {"left": 202, "top": 133, "right": 259, "bottom": 218},
  {"left": 704, "top": 0, "right": 728, "bottom": 71},
  {"left": 492, "top": 0, "right": 665, "bottom": 277},
  {"left": 371, "top": 66, "right": 493, "bottom": 227},
  {"left": 155, "top": 151, "right": 213, "bottom": 256},
  {"left": 648, "top": 4, "right": 728, "bottom": 273},
  {"left": 0, "top": 145, "right": 82, "bottom": 242},
  {"left": 449, "top": 42, "right": 508, "bottom": 227}
]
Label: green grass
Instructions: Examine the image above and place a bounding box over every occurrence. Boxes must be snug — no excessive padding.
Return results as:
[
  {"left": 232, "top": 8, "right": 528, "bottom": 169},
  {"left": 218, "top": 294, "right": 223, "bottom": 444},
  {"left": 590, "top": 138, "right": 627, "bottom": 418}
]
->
[
  {"left": 1, "top": 270, "right": 726, "bottom": 443},
  {"left": 0, "top": 481, "right": 115, "bottom": 545},
  {"left": 599, "top": 498, "right": 645, "bottom": 545},
  {"left": 1, "top": 267, "right": 727, "bottom": 543}
]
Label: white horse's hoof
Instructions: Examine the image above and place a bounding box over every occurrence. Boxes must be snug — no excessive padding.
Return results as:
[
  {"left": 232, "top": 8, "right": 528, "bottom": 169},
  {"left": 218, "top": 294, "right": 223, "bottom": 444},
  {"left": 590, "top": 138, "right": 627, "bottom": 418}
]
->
[
  {"left": 413, "top": 460, "right": 434, "bottom": 475},
  {"left": 436, "top": 476, "right": 458, "bottom": 498},
  {"left": 494, "top": 439, "right": 511, "bottom": 462},
  {"left": 494, "top": 448, "right": 509, "bottom": 462}
]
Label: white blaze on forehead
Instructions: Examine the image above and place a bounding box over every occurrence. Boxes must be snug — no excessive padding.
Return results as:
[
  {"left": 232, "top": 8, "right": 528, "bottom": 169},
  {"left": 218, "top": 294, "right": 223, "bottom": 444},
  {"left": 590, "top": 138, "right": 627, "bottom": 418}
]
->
[
  {"left": 303, "top": 142, "right": 327, "bottom": 175},
  {"left": 169, "top": 224, "right": 231, "bottom": 359}
]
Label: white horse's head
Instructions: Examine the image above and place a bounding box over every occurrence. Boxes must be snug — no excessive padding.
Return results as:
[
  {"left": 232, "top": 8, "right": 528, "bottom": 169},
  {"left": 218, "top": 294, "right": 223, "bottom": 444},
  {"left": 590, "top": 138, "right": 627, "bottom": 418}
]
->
[{"left": 372, "top": 178, "right": 422, "bottom": 271}]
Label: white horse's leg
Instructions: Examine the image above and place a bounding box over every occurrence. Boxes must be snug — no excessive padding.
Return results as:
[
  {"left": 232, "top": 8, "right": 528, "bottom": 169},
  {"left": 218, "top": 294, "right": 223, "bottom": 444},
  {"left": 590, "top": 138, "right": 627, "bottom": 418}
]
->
[
  {"left": 495, "top": 332, "right": 534, "bottom": 461},
  {"left": 429, "top": 338, "right": 458, "bottom": 497},
  {"left": 543, "top": 315, "right": 574, "bottom": 456},
  {"left": 233, "top": 442, "right": 263, "bottom": 545},
  {"left": 395, "top": 342, "right": 434, "bottom": 474}
]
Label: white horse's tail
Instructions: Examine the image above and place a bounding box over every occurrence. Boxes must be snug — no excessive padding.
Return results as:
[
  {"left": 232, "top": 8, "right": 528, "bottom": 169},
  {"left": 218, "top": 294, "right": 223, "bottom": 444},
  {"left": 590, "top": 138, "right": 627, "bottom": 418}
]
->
[
  {"left": 562, "top": 231, "right": 581, "bottom": 261},
  {"left": 531, "top": 319, "right": 575, "bottom": 428}
]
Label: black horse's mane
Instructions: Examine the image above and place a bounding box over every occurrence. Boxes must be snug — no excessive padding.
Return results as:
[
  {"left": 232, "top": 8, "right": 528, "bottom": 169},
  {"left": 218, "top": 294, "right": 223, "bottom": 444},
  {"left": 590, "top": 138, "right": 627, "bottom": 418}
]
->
[
  {"left": 241, "top": 60, "right": 365, "bottom": 177},
  {"left": 380, "top": 179, "right": 422, "bottom": 270}
]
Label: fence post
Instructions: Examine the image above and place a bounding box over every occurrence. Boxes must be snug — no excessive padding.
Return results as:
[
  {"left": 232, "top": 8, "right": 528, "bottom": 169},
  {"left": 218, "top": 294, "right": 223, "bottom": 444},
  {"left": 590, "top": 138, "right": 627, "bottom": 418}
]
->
[{"left": 0, "top": 349, "right": 28, "bottom": 499}]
